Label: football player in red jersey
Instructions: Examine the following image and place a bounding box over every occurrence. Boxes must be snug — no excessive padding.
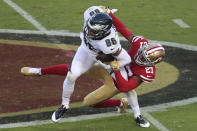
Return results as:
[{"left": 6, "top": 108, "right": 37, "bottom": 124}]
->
[{"left": 21, "top": 6, "right": 165, "bottom": 128}]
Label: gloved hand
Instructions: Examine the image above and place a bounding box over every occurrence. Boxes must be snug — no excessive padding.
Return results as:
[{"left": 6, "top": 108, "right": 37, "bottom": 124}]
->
[
  {"left": 110, "top": 60, "right": 120, "bottom": 71},
  {"left": 99, "top": 6, "right": 118, "bottom": 14}
]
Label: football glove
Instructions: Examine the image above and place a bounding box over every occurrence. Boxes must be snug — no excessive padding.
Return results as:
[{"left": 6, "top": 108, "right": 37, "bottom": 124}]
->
[
  {"left": 110, "top": 60, "right": 120, "bottom": 71},
  {"left": 99, "top": 6, "right": 118, "bottom": 14}
]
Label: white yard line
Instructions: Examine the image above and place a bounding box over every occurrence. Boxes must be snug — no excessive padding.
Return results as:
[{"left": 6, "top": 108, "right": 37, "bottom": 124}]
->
[
  {"left": 172, "top": 19, "right": 190, "bottom": 28},
  {"left": 0, "top": 97, "right": 197, "bottom": 129},
  {"left": 0, "top": 29, "right": 197, "bottom": 51},
  {"left": 0, "top": 112, "right": 122, "bottom": 129},
  {"left": 3, "top": 0, "right": 47, "bottom": 31},
  {"left": 143, "top": 112, "right": 169, "bottom": 131},
  {"left": 142, "top": 96, "right": 197, "bottom": 112},
  {"left": 0, "top": 29, "right": 79, "bottom": 37}
]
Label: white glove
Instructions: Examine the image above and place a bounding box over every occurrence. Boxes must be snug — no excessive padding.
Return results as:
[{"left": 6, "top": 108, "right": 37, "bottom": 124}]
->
[
  {"left": 99, "top": 6, "right": 118, "bottom": 14},
  {"left": 111, "top": 9, "right": 118, "bottom": 13}
]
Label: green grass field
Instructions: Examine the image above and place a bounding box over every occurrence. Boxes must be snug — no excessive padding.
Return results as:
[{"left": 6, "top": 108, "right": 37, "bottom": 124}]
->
[
  {"left": 1, "top": 102, "right": 197, "bottom": 131},
  {"left": 0, "top": 0, "right": 197, "bottom": 45},
  {"left": 0, "top": 0, "right": 197, "bottom": 130},
  {"left": 150, "top": 102, "right": 197, "bottom": 130}
]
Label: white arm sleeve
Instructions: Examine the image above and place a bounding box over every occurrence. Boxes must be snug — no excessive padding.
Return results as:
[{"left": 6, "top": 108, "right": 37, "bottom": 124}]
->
[{"left": 114, "top": 48, "right": 131, "bottom": 67}]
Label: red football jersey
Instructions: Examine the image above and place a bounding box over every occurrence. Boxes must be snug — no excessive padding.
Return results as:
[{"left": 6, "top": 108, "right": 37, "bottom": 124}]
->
[
  {"left": 128, "top": 36, "right": 156, "bottom": 83},
  {"left": 110, "top": 12, "right": 156, "bottom": 83}
]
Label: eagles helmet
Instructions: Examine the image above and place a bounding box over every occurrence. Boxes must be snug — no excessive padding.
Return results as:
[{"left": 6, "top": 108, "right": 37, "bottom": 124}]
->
[
  {"left": 86, "top": 12, "right": 113, "bottom": 40},
  {"left": 135, "top": 43, "right": 165, "bottom": 66}
]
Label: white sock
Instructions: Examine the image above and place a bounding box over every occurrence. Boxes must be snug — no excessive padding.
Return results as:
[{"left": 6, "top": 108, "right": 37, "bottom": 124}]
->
[
  {"left": 125, "top": 90, "right": 141, "bottom": 119},
  {"left": 29, "top": 68, "right": 41, "bottom": 75},
  {"left": 62, "top": 72, "right": 75, "bottom": 109},
  {"left": 120, "top": 101, "right": 123, "bottom": 107}
]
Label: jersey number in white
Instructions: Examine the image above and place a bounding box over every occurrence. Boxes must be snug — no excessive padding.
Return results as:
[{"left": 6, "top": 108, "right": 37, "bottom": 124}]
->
[
  {"left": 140, "top": 41, "right": 148, "bottom": 48},
  {"left": 145, "top": 67, "right": 154, "bottom": 74}
]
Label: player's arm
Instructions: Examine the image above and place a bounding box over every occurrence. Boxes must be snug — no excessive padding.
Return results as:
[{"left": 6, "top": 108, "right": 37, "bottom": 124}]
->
[
  {"left": 114, "top": 70, "right": 143, "bottom": 92},
  {"left": 109, "top": 12, "right": 134, "bottom": 43},
  {"left": 112, "top": 47, "right": 131, "bottom": 69},
  {"left": 95, "top": 49, "right": 131, "bottom": 71}
]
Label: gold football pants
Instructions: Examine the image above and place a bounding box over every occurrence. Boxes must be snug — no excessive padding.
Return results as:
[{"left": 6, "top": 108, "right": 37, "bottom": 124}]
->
[{"left": 82, "top": 66, "right": 120, "bottom": 106}]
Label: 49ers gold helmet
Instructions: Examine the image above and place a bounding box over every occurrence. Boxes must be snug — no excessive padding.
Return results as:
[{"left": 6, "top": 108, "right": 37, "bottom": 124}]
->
[{"left": 135, "top": 43, "right": 165, "bottom": 66}]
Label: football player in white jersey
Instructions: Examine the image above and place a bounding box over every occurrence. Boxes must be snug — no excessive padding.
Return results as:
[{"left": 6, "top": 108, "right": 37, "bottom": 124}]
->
[{"left": 51, "top": 6, "right": 131, "bottom": 122}]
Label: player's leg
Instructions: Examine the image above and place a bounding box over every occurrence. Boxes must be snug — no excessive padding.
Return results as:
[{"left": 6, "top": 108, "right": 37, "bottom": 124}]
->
[
  {"left": 83, "top": 65, "right": 128, "bottom": 112},
  {"left": 83, "top": 84, "right": 119, "bottom": 106},
  {"left": 41, "top": 64, "right": 69, "bottom": 75},
  {"left": 125, "top": 90, "right": 150, "bottom": 128},
  {"left": 93, "top": 98, "right": 128, "bottom": 113},
  {"left": 62, "top": 46, "right": 95, "bottom": 107},
  {"left": 83, "top": 70, "right": 128, "bottom": 113},
  {"left": 83, "top": 81, "right": 128, "bottom": 113},
  {"left": 52, "top": 46, "right": 95, "bottom": 122},
  {"left": 83, "top": 66, "right": 119, "bottom": 106},
  {"left": 21, "top": 64, "right": 70, "bottom": 76}
]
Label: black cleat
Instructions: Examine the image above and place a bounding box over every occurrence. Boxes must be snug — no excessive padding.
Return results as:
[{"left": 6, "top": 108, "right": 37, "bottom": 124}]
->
[
  {"left": 135, "top": 115, "right": 150, "bottom": 128},
  {"left": 51, "top": 105, "right": 67, "bottom": 122}
]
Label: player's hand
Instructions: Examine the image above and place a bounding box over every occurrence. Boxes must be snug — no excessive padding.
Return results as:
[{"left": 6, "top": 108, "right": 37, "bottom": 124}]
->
[
  {"left": 99, "top": 6, "right": 118, "bottom": 14},
  {"left": 99, "top": 6, "right": 110, "bottom": 13},
  {"left": 110, "top": 60, "right": 120, "bottom": 71}
]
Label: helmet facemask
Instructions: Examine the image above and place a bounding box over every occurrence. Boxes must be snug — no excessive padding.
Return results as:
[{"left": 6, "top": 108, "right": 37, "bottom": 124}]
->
[{"left": 86, "top": 13, "right": 113, "bottom": 40}]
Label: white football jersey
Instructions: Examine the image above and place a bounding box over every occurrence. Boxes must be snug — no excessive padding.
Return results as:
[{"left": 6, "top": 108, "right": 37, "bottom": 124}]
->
[{"left": 80, "top": 6, "right": 121, "bottom": 56}]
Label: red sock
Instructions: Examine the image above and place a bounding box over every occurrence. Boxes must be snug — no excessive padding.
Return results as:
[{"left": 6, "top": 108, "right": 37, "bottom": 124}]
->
[
  {"left": 41, "top": 64, "right": 70, "bottom": 76},
  {"left": 94, "top": 99, "right": 121, "bottom": 108}
]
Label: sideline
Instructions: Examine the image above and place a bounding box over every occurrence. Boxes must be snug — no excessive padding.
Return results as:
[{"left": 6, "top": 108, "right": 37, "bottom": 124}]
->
[{"left": 0, "top": 97, "right": 197, "bottom": 129}]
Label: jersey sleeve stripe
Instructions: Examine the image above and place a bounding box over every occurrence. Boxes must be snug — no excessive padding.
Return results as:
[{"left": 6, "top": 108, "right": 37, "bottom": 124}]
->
[
  {"left": 133, "top": 36, "right": 141, "bottom": 43},
  {"left": 140, "top": 75, "right": 154, "bottom": 82}
]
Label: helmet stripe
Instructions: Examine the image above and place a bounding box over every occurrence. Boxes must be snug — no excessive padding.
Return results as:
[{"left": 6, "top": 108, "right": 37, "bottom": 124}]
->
[{"left": 147, "top": 47, "right": 164, "bottom": 55}]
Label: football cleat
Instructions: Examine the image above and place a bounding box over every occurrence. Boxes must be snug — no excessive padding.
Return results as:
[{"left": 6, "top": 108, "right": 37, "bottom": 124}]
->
[
  {"left": 135, "top": 115, "right": 150, "bottom": 128},
  {"left": 117, "top": 98, "right": 128, "bottom": 113},
  {"left": 21, "top": 67, "right": 41, "bottom": 76},
  {"left": 52, "top": 105, "right": 68, "bottom": 122}
]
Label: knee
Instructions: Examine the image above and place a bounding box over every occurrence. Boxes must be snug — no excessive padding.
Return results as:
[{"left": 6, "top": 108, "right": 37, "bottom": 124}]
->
[
  {"left": 130, "top": 90, "right": 137, "bottom": 96},
  {"left": 82, "top": 97, "right": 92, "bottom": 107},
  {"left": 82, "top": 94, "right": 102, "bottom": 107},
  {"left": 66, "top": 71, "right": 81, "bottom": 82}
]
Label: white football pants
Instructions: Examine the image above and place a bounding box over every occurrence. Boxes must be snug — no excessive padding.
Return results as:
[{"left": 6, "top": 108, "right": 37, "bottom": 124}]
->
[
  {"left": 125, "top": 91, "right": 141, "bottom": 118},
  {"left": 62, "top": 45, "right": 96, "bottom": 108}
]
